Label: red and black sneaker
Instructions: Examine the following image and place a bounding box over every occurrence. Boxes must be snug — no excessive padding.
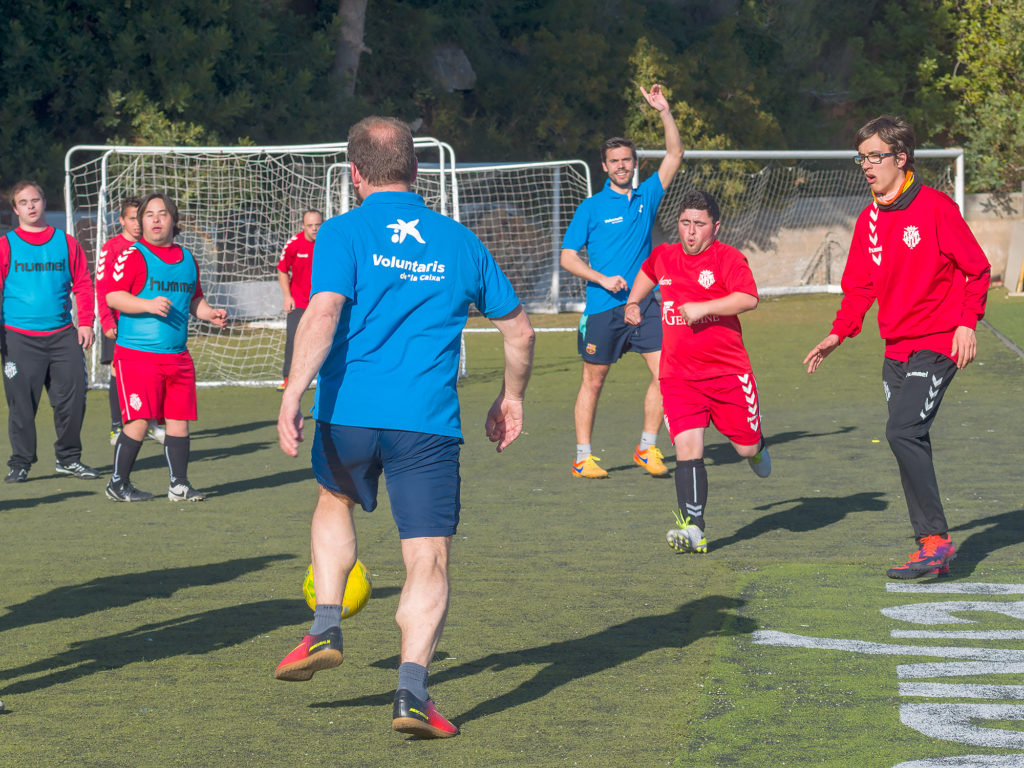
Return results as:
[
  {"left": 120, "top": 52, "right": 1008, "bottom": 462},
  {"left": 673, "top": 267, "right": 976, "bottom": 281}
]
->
[
  {"left": 392, "top": 688, "right": 459, "bottom": 738},
  {"left": 886, "top": 534, "right": 956, "bottom": 580},
  {"left": 273, "top": 626, "right": 342, "bottom": 681}
]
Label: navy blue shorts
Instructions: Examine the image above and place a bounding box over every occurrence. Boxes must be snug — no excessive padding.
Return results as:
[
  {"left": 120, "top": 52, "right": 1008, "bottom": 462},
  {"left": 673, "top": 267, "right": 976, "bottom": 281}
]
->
[
  {"left": 311, "top": 422, "right": 462, "bottom": 539},
  {"left": 578, "top": 295, "right": 662, "bottom": 364}
]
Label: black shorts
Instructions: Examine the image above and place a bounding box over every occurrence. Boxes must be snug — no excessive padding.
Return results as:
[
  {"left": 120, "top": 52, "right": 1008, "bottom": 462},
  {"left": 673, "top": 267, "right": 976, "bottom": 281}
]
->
[
  {"left": 578, "top": 295, "right": 662, "bottom": 365},
  {"left": 100, "top": 333, "right": 116, "bottom": 365}
]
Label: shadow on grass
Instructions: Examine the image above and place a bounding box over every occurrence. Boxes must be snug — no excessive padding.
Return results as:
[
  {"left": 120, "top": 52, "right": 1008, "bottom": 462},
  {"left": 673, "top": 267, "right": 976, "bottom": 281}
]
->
[
  {"left": 711, "top": 491, "right": 888, "bottom": 551},
  {"left": 130, "top": 440, "right": 273, "bottom": 472},
  {"left": 190, "top": 419, "right": 277, "bottom": 439},
  {"left": 0, "top": 599, "right": 308, "bottom": 695},
  {"left": 0, "top": 489, "right": 96, "bottom": 512},
  {"left": 602, "top": 426, "right": 857, "bottom": 474},
  {"left": 949, "top": 508, "right": 1024, "bottom": 578},
  {"left": 203, "top": 467, "right": 314, "bottom": 497},
  {"left": 0, "top": 555, "right": 295, "bottom": 634},
  {"left": 312, "top": 595, "right": 755, "bottom": 724}
]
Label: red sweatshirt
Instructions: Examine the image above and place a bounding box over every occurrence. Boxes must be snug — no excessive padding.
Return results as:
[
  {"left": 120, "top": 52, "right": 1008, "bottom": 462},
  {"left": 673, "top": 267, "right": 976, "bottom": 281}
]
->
[{"left": 832, "top": 185, "right": 991, "bottom": 362}]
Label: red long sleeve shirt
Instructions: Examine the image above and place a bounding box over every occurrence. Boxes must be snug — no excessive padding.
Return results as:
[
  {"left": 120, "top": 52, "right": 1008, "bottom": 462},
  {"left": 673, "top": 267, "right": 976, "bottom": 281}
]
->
[{"left": 832, "top": 185, "right": 991, "bottom": 362}]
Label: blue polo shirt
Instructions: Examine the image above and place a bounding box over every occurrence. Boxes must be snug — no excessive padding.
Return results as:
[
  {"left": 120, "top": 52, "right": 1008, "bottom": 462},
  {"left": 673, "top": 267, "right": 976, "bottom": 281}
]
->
[
  {"left": 562, "top": 173, "right": 666, "bottom": 314},
  {"left": 311, "top": 191, "right": 521, "bottom": 439}
]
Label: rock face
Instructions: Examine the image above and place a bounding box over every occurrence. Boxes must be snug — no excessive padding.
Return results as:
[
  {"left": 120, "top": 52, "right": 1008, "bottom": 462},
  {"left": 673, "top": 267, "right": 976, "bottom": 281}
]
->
[{"left": 431, "top": 44, "right": 476, "bottom": 92}]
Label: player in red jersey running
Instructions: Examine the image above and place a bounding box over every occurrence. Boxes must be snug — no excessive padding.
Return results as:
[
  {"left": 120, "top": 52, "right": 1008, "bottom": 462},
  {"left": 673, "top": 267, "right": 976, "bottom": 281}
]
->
[
  {"left": 104, "top": 192, "right": 227, "bottom": 502},
  {"left": 276, "top": 209, "right": 322, "bottom": 390},
  {"left": 625, "top": 190, "right": 770, "bottom": 554},
  {"left": 804, "top": 115, "right": 991, "bottom": 579}
]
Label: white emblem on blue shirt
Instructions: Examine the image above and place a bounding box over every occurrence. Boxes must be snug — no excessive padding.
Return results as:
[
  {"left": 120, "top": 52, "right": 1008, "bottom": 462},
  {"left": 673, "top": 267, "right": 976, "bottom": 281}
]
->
[{"left": 387, "top": 218, "right": 425, "bottom": 244}]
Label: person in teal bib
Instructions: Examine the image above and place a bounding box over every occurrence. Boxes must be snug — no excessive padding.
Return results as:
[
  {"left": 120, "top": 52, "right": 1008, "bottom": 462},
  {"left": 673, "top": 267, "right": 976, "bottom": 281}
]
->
[
  {"left": 273, "top": 116, "right": 535, "bottom": 739},
  {"left": 104, "top": 192, "right": 227, "bottom": 502},
  {"left": 0, "top": 180, "right": 99, "bottom": 483},
  {"left": 560, "top": 84, "right": 684, "bottom": 480}
]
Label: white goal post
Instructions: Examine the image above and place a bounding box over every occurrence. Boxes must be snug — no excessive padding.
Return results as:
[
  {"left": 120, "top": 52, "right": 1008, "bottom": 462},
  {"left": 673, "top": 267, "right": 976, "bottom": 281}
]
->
[
  {"left": 635, "top": 148, "right": 965, "bottom": 294},
  {"left": 65, "top": 139, "right": 455, "bottom": 387}
]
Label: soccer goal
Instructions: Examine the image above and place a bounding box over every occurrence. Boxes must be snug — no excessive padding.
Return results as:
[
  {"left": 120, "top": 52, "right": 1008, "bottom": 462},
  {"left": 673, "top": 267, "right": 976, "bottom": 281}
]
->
[
  {"left": 636, "top": 148, "right": 965, "bottom": 294},
  {"left": 65, "top": 139, "right": 455, "bottom": 387}
]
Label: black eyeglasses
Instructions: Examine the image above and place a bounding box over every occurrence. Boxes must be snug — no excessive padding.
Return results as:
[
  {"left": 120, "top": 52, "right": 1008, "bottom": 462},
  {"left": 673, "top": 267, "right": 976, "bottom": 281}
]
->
[{"left": 853, "top": 152, "right": 896, "bottom": 165}]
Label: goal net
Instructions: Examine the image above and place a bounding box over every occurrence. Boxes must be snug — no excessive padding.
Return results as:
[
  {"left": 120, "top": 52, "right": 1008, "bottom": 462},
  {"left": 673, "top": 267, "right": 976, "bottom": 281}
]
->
[
  {"left": 327, "top": 159, "right": 592, "bottom": 313},
  {"left": 636, "top": 149, "right": 964, "bottom": 294},
  {"left": 65, "top": 140, "right": 454, "bottom": 387}
]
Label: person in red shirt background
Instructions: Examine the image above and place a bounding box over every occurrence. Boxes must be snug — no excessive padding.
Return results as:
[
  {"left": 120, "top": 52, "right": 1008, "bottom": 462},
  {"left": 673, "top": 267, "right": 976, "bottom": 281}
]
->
[
  {"left": 276, "top": 209, "right": 322, "bottom": 390},
  {"left": 804, "top": 115, "right": 991, "bottom": 579},
  {"left": 626, "top": 190, "right": 771, "bottom": 555},
  {"left": 96, "top": 197, "right": 166, "bottom": 447},
  {"left": 0, "top": 180, "right": 99, "bottom": 483}
]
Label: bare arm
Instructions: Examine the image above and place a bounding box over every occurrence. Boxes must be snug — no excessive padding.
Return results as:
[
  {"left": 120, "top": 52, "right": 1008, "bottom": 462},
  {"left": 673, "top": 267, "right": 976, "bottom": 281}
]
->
[
  {"left": 278, "top": 290, "right": 346, "bottom": 456},
  {"left": 560, "top": 248, "right": 628, "bottom": 294},
  {"left": 191, "top": 297, "right": 227, "bottom": 327},
  {"left": 803, "top": 334, "right": 841, "bottom": 373},
  {"left": 278, "top": 270, "right": 295, "bottom": 312},
  {"left": 680, "top": 291, "right": 757, "bottom": 325},
  {"left": 484, "top": 304, "right": 535, "bottom": 452},
  {"left": 639, "top": 84, "right": 684, "bottom": 190},
  {"left": 106, "top": 289, "right": 171, "bottom": 317},
  {"left": 624, "top": 272, "right": 658, "bottom": 326}
]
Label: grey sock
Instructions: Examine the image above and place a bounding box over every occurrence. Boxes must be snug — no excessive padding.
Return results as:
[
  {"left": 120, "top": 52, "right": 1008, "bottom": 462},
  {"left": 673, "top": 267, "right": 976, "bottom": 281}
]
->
[
  {"left": 398, "top": 661, "right": 429, "bottom": 700},
  {"left": 639, "top": 432, "right": 658, "bottom": 450},
  {"left": 576, "top": 443, "right": 592, "bottom": 463},
  {"left": 310, "top": 604, "right": 342, "bottom": 635}
]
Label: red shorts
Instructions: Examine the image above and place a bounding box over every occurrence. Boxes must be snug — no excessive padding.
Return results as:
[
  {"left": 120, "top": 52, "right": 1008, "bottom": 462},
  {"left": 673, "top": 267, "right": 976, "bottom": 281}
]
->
[
  {"left": 662, "top": 373, "right": 763, "bottom": 446},
  {"left": 113, "top": 346, "right": 197, "bottom": 423}
]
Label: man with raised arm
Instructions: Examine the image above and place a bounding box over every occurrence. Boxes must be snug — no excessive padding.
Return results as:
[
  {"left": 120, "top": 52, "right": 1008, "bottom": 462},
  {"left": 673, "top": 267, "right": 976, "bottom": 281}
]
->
[
  {"left": 1, "top": 181, "right": 99, "bottom": 483},
  {"left": 803, "top": 115, "right": 991, "bottom": 579},
  {"left": 275, "top": 208, "right": 322, "bottom": 391},
  {"left": 560, "top": 84, "right": 684, "bottom": 479},
  {"left": 104, "top": 192, "right": 228, "bottom": 502},
  {"left": 273, "top": 116, "right": 535, "bottom": 740}
]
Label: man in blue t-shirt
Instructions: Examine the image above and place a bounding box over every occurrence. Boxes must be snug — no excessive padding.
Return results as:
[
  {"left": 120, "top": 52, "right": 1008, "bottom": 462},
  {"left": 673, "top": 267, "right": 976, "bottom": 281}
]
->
[
  {"left": 273, "top": 116, "right": 535, "bottom": 739},
  {"left": 560, "top": 84, "right": 684, "bottom": 480}
]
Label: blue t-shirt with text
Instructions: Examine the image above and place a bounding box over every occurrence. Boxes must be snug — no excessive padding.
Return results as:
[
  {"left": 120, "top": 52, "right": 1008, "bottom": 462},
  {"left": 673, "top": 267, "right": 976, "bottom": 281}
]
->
[
  {"left": 311, "top": 191, "right": 520, "bottom": 439},
  {"left": 561, "top": 173, "right": 666, "bottom": 314}
]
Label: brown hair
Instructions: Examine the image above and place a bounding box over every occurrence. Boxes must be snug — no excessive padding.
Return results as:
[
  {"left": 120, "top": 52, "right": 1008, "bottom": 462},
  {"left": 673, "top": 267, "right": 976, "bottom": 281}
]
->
[
  {"left": 10, "top": 180, "right": 45, "bottom": 208},
  {"left": 601, "top": 137, "right": 637, "bottom": 163},
  {"left": 854, "top": 115, "right": 916, "bottom": 172},
  {"left": 347, "top": 117, "right": 416, "bottom": 187}
]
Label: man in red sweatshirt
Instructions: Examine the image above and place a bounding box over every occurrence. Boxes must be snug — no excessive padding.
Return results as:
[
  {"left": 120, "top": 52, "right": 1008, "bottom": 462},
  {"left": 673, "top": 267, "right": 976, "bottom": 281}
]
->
[
  {"left": 803, "top": 115, "right": 991, "bottom": 579},
  {"left": 1, "top": 181, "right": 99, "bottom": 483}
]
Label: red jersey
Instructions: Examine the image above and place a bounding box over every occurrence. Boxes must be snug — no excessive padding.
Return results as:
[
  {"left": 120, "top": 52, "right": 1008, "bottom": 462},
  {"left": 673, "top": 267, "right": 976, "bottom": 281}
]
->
[
  {"left": 96, "top": 233, "right": 136, "bottom": 333},
  {"left": 641, "top": 239, "right": 758, "bottom": 380},
  {"left": 277, "top": 232, "right": 315, "bottom": 308},
  {"left": 0, "top": 226, "right": 94, "bottom": 334},
  {"left": 832, "top": 184, "right": 991, "bottom": 362}
]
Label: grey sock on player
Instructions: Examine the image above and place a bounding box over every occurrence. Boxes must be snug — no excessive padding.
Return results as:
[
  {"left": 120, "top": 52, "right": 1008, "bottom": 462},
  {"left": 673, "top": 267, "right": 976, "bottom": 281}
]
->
[
  {"left": 639, "top": 432, "right": 658, "bottom": 450},
  {"left": 576, "top": 443, "right": 592, "bottom": 463},
  {"left": 310, "top": 604, "right": 342, "bottom": 635},
  {"left": 398, "top": 661, "right": 429, "bottom": 700}
]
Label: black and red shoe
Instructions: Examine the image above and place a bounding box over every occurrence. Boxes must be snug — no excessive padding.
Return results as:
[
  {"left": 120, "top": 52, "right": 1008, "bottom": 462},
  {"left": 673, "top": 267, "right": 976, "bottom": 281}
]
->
[
  {"left": 273, "top": 626, "right": 342, "bottom": 681},
  {"left": 392, "top": 688, "right": 459, "bottom": 738}
]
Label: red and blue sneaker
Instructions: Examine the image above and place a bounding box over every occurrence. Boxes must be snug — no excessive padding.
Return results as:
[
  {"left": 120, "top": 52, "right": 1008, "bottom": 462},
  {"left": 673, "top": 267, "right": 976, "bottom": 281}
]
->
[
  {"left": 273, "top": 626, "right": 342, "bottom": 681},
  {"left": 886, "top": 534, "right": 956, "bottom": 580},
  {"left": 392, "top": 688, "right": 459, "bottom": 738}
]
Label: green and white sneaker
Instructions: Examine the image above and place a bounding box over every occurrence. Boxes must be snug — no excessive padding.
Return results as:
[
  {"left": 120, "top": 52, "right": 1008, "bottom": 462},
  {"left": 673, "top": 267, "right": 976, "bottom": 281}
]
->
[{"left": 667, "top": 510, "right": 707, "bottom": 554}]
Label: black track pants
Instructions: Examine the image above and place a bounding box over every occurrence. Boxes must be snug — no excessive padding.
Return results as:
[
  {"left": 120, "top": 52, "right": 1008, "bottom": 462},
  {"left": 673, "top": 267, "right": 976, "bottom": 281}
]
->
[
  {"left": 1, "top": 326, "right": 87, "bottom": 469},
  {"left": 882, "top": 351, "right": 958, "bottom": 538}
]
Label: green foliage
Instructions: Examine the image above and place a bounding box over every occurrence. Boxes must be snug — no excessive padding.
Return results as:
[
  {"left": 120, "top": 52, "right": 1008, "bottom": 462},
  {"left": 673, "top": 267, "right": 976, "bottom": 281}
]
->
[{"left": 939, "top": 0, "right": 1024, "bottom": 192}]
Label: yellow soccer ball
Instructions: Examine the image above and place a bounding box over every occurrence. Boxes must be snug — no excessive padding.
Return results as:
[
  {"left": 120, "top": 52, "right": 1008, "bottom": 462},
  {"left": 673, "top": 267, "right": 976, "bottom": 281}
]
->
[{"left": 302, "top": 560, "right": 372, "bottom": 618}]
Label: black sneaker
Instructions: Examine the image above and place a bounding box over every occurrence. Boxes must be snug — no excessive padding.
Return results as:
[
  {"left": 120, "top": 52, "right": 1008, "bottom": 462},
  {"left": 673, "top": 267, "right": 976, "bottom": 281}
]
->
[
  {"left": 105, "top": 480, "right": 154, "bottom": 502},
  {"left": 168, "top": 482, "right": 206, "bottom": 501},
  {"left": 392, "top": 689, "right": 459, "bottom": 738},
  {"left": 4, "top": 467, "right": 28, "bottom": 483},
  {"left": 55, "top": 461, "right": 100, "bottom": 479}
]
